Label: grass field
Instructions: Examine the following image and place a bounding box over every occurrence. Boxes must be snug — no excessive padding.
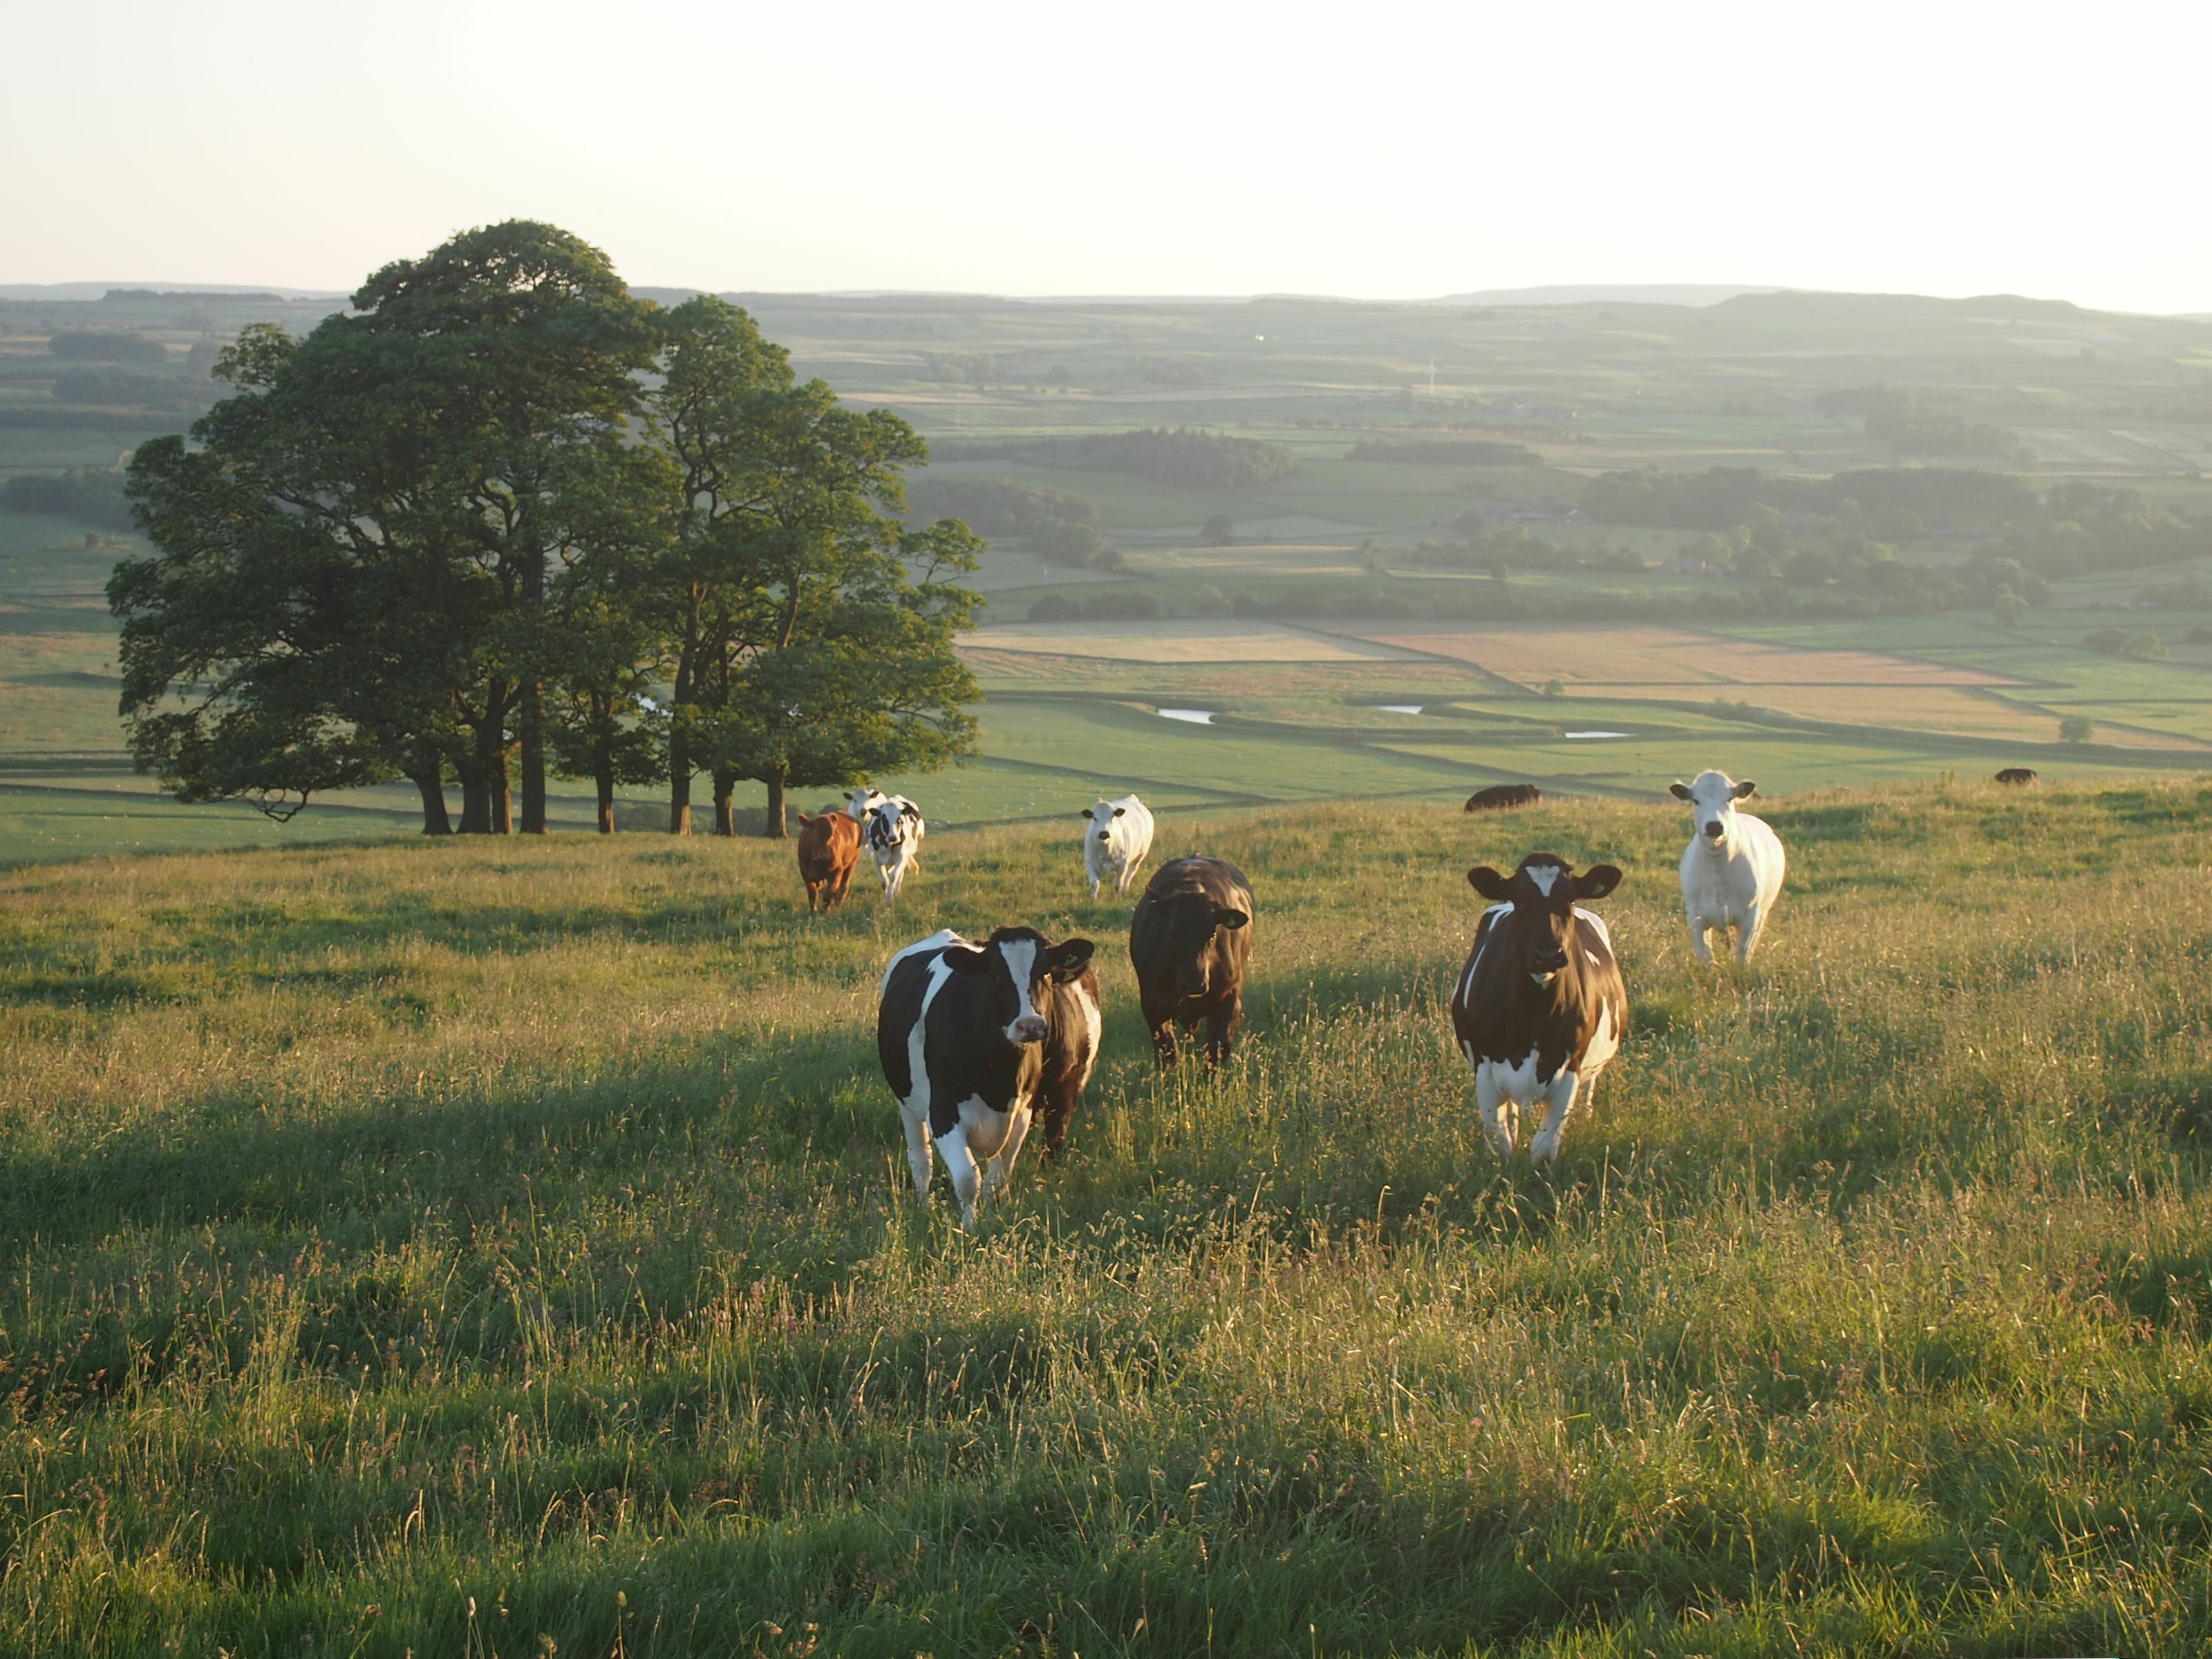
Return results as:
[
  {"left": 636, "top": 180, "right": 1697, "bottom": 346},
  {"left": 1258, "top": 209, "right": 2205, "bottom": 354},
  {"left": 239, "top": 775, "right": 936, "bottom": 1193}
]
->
[{"left": 5, "top": 782, "right": 2212, "bottom": 1654}]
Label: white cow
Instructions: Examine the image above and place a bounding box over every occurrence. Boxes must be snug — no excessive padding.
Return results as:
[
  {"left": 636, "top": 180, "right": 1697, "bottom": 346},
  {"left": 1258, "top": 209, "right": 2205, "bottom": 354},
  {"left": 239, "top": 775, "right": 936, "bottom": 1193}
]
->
[
  {"left": 1671, "top": 769, "right": 1786, "bottom": 964},
  {"left": 861, "top": 795, "right": 925, "bottom": 899},
  {"left": 1078, "top": 794, "right": 1155, "bottom": 899}
]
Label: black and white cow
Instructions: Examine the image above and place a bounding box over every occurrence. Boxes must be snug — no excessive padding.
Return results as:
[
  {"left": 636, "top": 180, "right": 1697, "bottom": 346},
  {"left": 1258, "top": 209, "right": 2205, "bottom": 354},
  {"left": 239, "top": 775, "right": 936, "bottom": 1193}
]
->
[
  {"left": 1448, "top": 852, "right": 1627, "bottom": 1164},
  {"left": 877, "top": 926, "right": 1100, "bottom": 1225},
  {"left": 847, "top": 787, "right": 925, "bottom": 899}
]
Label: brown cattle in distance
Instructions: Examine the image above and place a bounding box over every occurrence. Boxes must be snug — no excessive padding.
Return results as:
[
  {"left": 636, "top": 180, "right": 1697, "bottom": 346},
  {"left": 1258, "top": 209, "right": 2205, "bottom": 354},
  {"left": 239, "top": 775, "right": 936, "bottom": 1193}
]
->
[
  {"left": 1130, "top": 856, "right": 1254, "bottom": 1066},
  {"left": 1994, "top": 767, "right": 2039, "bottom": 787},
  {"left": 796, "top": 812, "right": 861, "bottom": 910},
  {"left": 1465, "top": 783, "right": 1542, "bottom": 812}
]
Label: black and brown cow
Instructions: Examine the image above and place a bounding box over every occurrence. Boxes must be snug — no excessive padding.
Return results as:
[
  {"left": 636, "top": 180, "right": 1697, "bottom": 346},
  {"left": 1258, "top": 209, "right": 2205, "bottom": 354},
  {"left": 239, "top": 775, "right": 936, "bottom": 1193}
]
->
[
  {"left": 1448, "top": 852, "right": 1627, "bottom": 1163},
  {"left": 1465, "top": 783, "right": 1542, "bottom": 812},
  {"left": 1130, "top": 856, "right": 1253, "bottom": 1066},
  {"left": 878, "top": 927, "right": 1100, "bottom": 1225},
  {"left": 1994, "top": 767, "right": 2039, "bottom": 787}
]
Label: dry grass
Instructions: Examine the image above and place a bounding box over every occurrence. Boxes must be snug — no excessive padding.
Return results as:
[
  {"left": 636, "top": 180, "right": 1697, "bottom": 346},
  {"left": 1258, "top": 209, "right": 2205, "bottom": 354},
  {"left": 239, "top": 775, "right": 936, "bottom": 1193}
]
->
[{"left": 2, "top": 782, "right": 2211, "bottom": 1655}]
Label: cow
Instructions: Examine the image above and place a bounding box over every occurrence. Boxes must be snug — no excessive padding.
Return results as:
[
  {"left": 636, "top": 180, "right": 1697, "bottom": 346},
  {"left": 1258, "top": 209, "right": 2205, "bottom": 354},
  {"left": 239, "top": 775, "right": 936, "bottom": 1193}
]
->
[
  {"left": 847, "top": 791, "right": 924, "bottom": 899},
  {"left": 1449, "top": 852, "right": 1627, "bottom": 1164},
  {"left": 1671, "top": 770, "right": 1786, "bottom": 964},
  {"left": 1465, "top": 782, "right": 1542, "bottom": 812},
  {"left": 1994, "top": 767, "right": 2039, "bottom": 787},
  {"left": 1079, "top": 794, "right": 1156, "bottom": 899},
  {"left": 877, "top": 926, "right": 1100, "bottom": 1226},
  {"left": 794, "top": 811, "right": 860, "bottom": 910},
  {"left": 1130, "top": 856, "right": 1254, "bottom": 1066}
]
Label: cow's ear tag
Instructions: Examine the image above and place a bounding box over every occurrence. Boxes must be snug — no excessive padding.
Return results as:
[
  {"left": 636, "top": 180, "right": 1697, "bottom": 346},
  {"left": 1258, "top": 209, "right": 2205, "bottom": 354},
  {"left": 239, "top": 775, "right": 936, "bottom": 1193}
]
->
[
  {"left": 1468, "top": 866, "right": 1513, "bottom": 901},
  {"left": 1050, "top": 939, "right": 1097, "bottom": 977},
  {"left": 946, "top": 945, "right": 993, "bottom": 975},
  {"left": 1669, "top": 782, "right": 1693, "bottom": 800},
  {"left": 1212, "top": 907, "right": 1249, "bottom": 931},
  {"left": 1575, "top": 864, "right": 1624, "bottom": 901}
]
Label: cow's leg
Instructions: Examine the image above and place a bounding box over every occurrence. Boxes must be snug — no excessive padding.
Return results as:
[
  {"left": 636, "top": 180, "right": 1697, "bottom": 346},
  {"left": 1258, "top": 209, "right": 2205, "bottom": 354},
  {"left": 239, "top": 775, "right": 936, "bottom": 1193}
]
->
[
  {"left": 935, "top": 1123, "right": 983, "bottom": 1226},
  {"left": 1089, "top": 871, "right": 1103, "bottom": 901},
  {"left": 1144, "top": 998, "right": 1179, "bottom": 1067},
  {"left": 1530, "top": 1069, "right": 1582, "bottom": 1165},
  {"left": 1475, "top": 1067, "right": 1517, "bottom": 1159},
  {"left": 899, "top": 1107, "right": 935, "bottom": 1203},
  {"left": 980, "top": 1105, "right": 1033, "bottom": 1206},
  {"left": 1205, "top": 999, "right": 1241, "bottom": 1066},
  {"left": 1736, "top": 904, "right": 1766, "bottom": 964},
  {"left": 1686, "top": 911, "right": 1715, "bottom": 965}
]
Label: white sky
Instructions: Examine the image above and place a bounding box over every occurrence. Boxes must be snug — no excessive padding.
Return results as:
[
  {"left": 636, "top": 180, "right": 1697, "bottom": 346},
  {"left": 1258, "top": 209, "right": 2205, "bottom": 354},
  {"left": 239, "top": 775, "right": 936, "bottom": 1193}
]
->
[{"left": 5, "top": 0, "right": 2207, "bottom": 312}]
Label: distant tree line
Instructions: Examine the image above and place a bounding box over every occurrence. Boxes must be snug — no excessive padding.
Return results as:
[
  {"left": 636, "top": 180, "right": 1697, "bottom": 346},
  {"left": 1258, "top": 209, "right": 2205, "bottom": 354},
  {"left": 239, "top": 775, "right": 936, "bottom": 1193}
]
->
[
  {"left": 902, "top": 477, "right": 1112, "bottom": 567},
  {"left": 1344, "top": 438, "right": 1537, "bottom": 467},
  {"left": 906, "top": 428, "right": 1297, "bottom": 491},
  {"left": 1585, "top": 464, "right": 2038, "bottom": 530},
  {"left": 1817, "top": 386, "right": 2022, "bottom": 459},
  {"left": 49, "top": 332, "right": 171, "bottom": 362},
  {"left": 0, "top": 466, "right": 136, "bottom": 530},
  {"left": 109, "top": 221, "right": 982, "bottom": 839}
]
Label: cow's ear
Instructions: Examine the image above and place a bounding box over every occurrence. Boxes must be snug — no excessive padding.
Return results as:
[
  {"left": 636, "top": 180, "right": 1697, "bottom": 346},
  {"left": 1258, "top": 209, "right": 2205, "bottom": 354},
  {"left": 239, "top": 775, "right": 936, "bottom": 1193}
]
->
[
  {"left": 1574, "top": 863, "right": 1623, "bottom": 901},
  {"left": 1468, "top": 866, "right": 1513, "bottom": 900},
  {"left": 1732, "top": 780, "right": 1757, "bottom": 799},
  {"left": 1212, "top": 907, "right": 1249, "bottom": 931},
  {"left": 1112, "top": 806, "right": 1126, "bottom": 818},
  {"left": 1669, "top": 782, "right": 1693, "bottom": 800},
  {"left": 944, "top": 944, "right": 994, "bottom": 975},
  {"left": 1076, "top": 809, "right": 1096, "bottom": 818},
  {"left": 1048, "top": 938, "right": 1096, "bottom": 978}
]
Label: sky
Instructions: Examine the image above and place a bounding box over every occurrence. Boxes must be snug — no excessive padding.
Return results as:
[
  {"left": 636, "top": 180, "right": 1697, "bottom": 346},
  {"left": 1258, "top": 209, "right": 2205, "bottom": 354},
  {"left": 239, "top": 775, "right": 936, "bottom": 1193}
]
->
[{"left": 6, "top": 0, "right": 2209, "bottom": 312}]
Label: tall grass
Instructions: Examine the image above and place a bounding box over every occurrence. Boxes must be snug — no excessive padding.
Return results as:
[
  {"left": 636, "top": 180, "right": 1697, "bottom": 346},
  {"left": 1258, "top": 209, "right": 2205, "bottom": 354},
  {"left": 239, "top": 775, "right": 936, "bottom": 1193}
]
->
[{"left": 3, "top": 781, "right": 2211, "bottom": 1655}]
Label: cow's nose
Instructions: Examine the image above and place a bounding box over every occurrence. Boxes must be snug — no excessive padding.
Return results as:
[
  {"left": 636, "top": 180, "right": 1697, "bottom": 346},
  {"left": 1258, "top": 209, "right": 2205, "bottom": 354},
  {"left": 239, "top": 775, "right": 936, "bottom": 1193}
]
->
[
  {"left": 1098, "top": 832, "right": 1112, "bottom": 842},
  {"left": 1012, "top": 1015, "right": 1048, "bottom": 1043},
  {"left": 1704, "top": 820, "right": 1724, "bottom": 837}
]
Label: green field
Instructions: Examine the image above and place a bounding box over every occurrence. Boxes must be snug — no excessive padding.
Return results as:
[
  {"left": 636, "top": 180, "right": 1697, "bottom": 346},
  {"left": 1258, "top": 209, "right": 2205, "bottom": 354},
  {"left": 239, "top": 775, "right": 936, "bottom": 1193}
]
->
[
  {"left": 6, "top": 785, "right": 2212, "bottom": 1653},
  {"left": 8, "top": 284, "right": 2212, "bottom": 861}
]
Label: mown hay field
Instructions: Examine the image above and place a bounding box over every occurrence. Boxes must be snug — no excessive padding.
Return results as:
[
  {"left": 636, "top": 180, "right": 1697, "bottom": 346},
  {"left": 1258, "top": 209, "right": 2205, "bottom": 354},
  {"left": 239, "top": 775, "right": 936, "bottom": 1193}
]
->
[{"left": 4, "top": 783, "right": 2212, "bottom": 1656}]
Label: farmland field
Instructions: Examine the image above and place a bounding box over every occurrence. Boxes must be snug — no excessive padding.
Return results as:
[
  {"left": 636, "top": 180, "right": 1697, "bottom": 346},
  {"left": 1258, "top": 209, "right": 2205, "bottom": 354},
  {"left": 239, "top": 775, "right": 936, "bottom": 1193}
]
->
[{"left": 6, "top": 784, "right": 2212, "bottom": 1654}]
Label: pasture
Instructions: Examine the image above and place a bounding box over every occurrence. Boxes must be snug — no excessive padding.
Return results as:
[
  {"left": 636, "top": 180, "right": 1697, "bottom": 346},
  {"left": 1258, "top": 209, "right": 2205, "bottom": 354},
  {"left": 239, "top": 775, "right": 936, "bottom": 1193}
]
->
[{"left": 3, "top": 782, "right": 2212, "bottom": 1654}]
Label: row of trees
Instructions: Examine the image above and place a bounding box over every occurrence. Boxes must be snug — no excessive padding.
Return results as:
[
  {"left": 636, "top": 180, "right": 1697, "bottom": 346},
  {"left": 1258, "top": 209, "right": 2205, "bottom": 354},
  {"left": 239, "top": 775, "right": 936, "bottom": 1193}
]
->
[{"left": 109, "top": 222, "right": 982, "bottom": 839}]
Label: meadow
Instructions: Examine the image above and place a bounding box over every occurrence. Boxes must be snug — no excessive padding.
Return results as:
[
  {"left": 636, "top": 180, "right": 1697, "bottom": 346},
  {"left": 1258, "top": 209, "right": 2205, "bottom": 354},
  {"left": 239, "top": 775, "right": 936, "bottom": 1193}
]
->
[{"left": 4, "top": 781, "right": 2212, "bottom": 1655}]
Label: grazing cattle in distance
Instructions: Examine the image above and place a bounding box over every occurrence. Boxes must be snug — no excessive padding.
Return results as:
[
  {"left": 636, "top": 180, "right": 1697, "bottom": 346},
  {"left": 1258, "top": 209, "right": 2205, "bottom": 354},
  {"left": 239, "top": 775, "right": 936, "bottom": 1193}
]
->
[
  {"left": 854, "top": 793, "right": 925, "bottom": 899},
  {"left": 1450, "top": 853, "right": 1627, "bottom": 1163},
  {"left": 794, "top": 812, "right": 860, "bottom": 910},
  {"left": 1465, "top": 782, "right": 1542, "bottom": 812},
  {"left": 1671, "top": 769, "right": 1787, "bottom": 964},
  {"left": 1130, "top": 856, "right": 1254, "bottom": 1065},
  {"left": 877, "top": 926, "right": 1100, "bottom": 1225},
  {"left": 1994, "top": 767, "right": 2039, "bottom": 787},
  {"left": 1080, "top": 794, "right": 1156, "bottom": 899}
]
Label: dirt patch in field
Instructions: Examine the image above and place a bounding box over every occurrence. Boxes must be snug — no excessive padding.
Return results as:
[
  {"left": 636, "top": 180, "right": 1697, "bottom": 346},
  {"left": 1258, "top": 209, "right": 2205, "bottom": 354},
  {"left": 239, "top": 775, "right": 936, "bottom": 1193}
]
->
[
  {"left": 966, "top": 620, "right": 1430, "bottom": 664},
  {"left": 1343, "top": 625, "right": 2027, "bottom": 687}
]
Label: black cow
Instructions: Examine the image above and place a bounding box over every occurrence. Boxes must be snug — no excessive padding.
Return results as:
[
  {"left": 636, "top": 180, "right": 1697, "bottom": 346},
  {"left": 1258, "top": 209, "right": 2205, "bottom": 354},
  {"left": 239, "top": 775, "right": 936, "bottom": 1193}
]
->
[
  {"left": 1465, "top": 783, "right": 1542, "bottom": 812},
  {"left": 1130, "top": 856, "right": 1254, "bottom": 1066},
  {"left": 878, "top": 927, "right": 1099, "bottom": 1225},
  {"left": 1448, "top": 852, "right": 1627, "bottom": 1164},
  {"left": 1994, "top": 767, "right": 2039, "bottom": 787}
]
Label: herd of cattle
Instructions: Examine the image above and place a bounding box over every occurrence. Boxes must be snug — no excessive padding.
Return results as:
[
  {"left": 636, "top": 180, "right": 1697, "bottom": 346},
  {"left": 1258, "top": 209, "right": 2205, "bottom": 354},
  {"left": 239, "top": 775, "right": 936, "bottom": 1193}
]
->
[{"left": 798, "top": 770, "right": 1807, "bottom": 1224}]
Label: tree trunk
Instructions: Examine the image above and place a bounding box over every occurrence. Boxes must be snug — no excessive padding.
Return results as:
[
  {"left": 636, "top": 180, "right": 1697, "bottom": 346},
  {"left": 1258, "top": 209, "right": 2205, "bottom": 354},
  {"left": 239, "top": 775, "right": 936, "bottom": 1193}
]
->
[
  {"left": 456, "top": 756, "right": 489, "bottom": 834},
  {"left": 490, "top": 758, "right": 513, "bottom": 834},
  {"left": 595, "top": 742, "right": 615, "bottom": 834},
  {"left": 411, "top": 763, "right": 453, "bottom": 835},
  {"left": 762, "top": 770, "right": 787, "bottom": 838},
  {"left": 713, "top": 768, "right": 736, "bottom": 837},
  {"left": 519, "top": 543, "right": 547, "bottom": 834},
  {"left": 519, "top": 677, "right": 546, "bottom": 834},
  {"left": 668, "top": 728, "right": 692, "bottom": 835}
]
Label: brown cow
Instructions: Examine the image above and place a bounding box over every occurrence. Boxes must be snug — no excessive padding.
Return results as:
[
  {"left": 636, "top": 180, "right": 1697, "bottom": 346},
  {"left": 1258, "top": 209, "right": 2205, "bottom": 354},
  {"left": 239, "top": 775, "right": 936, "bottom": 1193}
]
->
[
  {"left": 1465, "top": 783, "right": 1542, "bottom": 812},
  {"left": 796, "top": 812, "right": 861, "bottom": 910},
  {"left": 1994, "top": 767, "right": 2039, "bottom": 787},
  {"left": 1130, "top": 857, "right": 1254, "bottom": 1066}
]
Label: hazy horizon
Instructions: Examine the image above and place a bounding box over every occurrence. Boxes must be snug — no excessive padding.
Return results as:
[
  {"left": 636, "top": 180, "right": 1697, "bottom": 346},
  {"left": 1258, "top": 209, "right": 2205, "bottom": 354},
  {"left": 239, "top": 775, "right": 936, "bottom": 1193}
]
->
[{"left": 8, "top": 0, "right": 2209, "bottom": 315}]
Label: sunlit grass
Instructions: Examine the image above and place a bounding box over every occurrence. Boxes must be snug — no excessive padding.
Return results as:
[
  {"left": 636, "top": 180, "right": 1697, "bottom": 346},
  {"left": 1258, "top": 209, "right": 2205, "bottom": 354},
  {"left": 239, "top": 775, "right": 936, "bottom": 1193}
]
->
[{"left": 2, "top": 781, "right": 2211, "bottom": 1653}]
